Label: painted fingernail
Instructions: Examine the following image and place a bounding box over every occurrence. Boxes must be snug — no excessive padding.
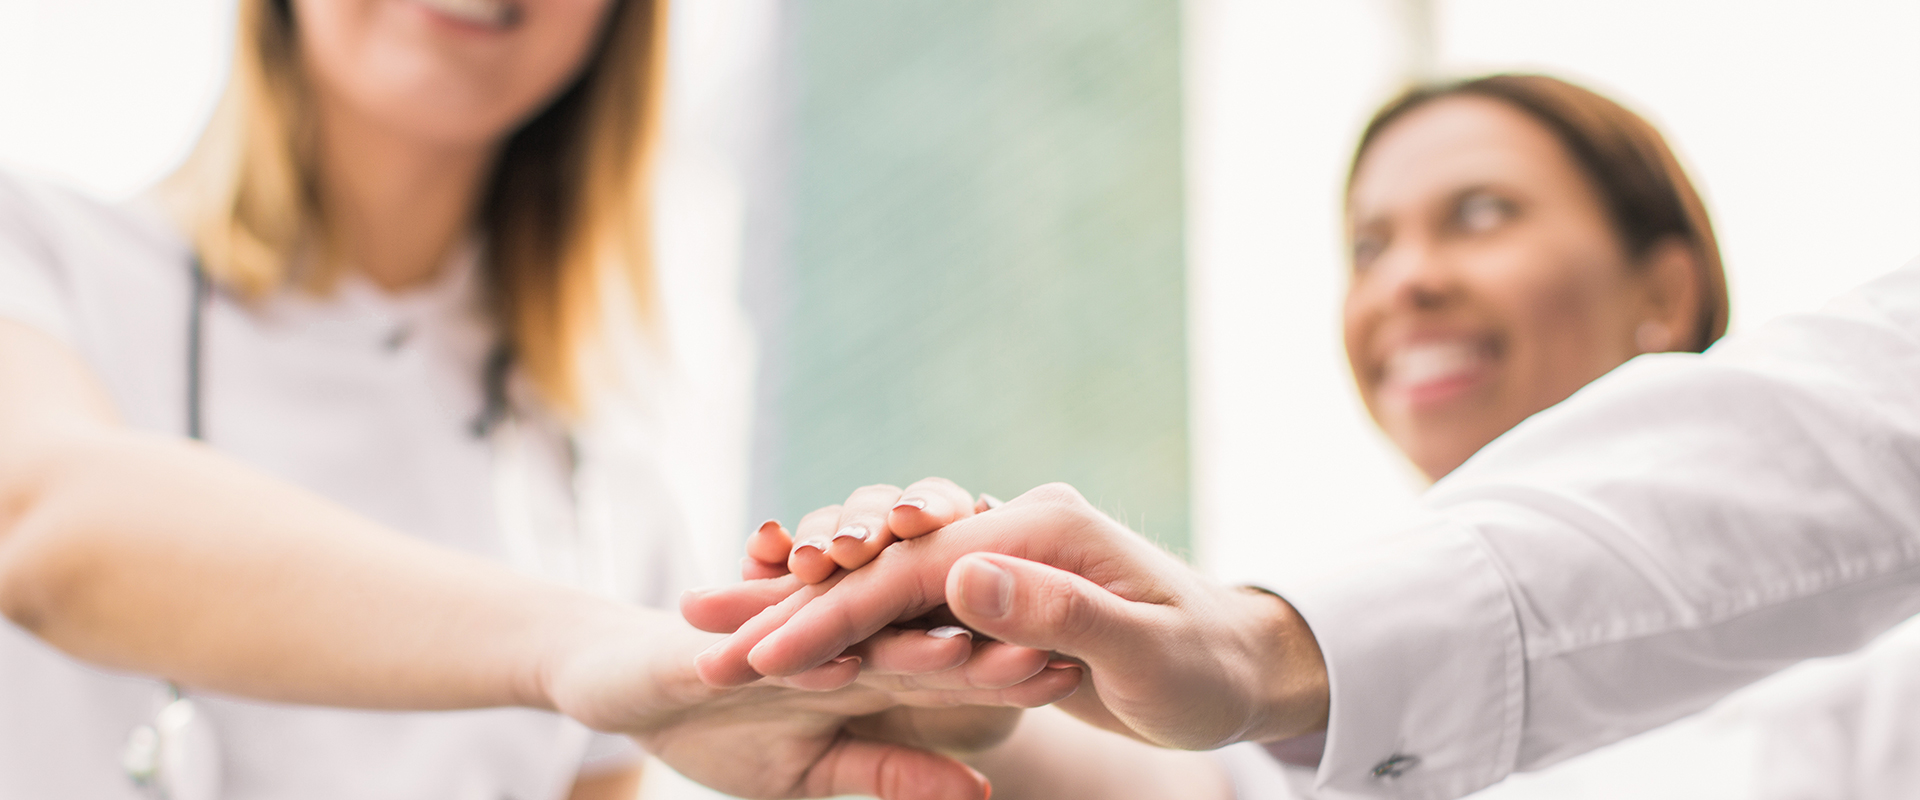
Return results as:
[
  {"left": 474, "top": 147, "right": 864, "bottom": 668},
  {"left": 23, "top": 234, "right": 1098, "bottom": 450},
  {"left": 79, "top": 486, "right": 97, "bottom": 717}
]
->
[
  {"left": 832, "top": 525, "right": 870, "bottom": 543},
  {"left": 979, "top": 493, "right": 1003, "bottom": 510},
  {"left": 894, "top": 496, "right": 928, "bottom": 511},
  {"left": 794, "top": 539, "right": 829, "bottom": 554},
  {"left": 927, "top": 625, "right": 971, "bottom": 640},
  {"left": 959, "top": 558, "right": 1013, "bottom": 619}
]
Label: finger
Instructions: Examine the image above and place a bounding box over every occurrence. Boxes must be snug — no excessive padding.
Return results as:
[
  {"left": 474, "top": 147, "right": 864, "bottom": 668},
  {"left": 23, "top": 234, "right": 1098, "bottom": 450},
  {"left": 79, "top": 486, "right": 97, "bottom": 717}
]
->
[
  {"left": 772, "top": 623, "right": 973, "bottom": 690},
  {"left": 824, "top": 483, "right": 908, "bottom": 573},
  {"left": 855, "top": 639, "right": 1052, "bottom": 690},
  {"left": 745, "top": 519, "right": 794, "bottom": 568},
  {"left": 696, "top": 572, "right": 844, "bottom": 686},
  {"left": 880, "top": 662, "right": 1085, "bottom": 709},
  {"left": 746, "top": 484, "right": 1125, "bottom": 677},
  {"left": 888, "top": 477, "right": 978, "bottom": 539},
  {"left": 681, "top": 574, "right": 806, "bottom": 633},
  {"left": 803, "top": 739, "right": 990, "bottom": 800},
  {"left": 778, "top": 653, "right": 863, "bottom": 692},
  {"left": 945, "top": 552, "right": 1159, "bottom": 668},
  {"left": 789, "top": 505, "right": 845, "bottom": 584},
  {"left": 742, "top": 558, "right": 788, "bottom": 581},
  {"left": 849, "top": 624, "right": 977, "bottom": 674}
]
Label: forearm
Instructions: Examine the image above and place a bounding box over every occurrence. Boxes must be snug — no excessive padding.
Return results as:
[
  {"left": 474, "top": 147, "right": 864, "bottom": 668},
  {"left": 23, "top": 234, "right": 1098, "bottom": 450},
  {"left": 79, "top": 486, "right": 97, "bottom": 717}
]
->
[
  {"left": 968, "top": 706, "right": 1233, "bottom": 800},
  {"left": 0, "top": 426, "right": 657, "bottom": 711}
]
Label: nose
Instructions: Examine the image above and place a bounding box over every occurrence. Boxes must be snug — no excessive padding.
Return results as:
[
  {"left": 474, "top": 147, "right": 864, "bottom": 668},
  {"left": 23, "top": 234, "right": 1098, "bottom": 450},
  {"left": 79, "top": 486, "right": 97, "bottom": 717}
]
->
[{"left": 1372, "top": 239, "right": 1460, "bottom": 312}]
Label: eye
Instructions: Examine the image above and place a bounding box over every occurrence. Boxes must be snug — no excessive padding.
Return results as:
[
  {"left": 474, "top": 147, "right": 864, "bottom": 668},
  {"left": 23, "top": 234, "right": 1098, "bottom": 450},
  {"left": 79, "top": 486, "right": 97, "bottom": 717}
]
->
[
  {"left": 1454, "top": 191, "right": 1515, "bottom": 234},
  {"left": 1351, "top": 232, "right": 1387, "bottom": 272}
]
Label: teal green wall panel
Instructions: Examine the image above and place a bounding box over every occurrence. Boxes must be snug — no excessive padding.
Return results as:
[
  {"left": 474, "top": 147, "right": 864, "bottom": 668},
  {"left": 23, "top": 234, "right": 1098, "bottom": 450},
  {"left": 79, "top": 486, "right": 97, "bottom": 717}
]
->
[{"left": 773, "top": 0, "right": 1190, "bottom": 552}]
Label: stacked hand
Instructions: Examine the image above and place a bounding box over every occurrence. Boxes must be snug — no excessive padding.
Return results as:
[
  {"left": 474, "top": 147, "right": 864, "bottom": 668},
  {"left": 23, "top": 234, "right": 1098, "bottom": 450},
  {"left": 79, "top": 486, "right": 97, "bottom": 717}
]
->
[
  {"left": 680, "top": 479, "right": 1331, "bottom": 755},
  {"left": 542, "top": 597, "right": 1081, "bottom": 800}
]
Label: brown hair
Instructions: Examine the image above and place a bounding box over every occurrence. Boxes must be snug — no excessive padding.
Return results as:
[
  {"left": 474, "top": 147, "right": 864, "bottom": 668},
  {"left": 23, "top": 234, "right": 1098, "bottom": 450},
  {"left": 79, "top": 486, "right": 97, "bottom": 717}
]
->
[
  {"left": 163, "top": 0, "right": 668, "bottom": 416},
  {"left": 1350, "top": 74, "right": 1730, "bottom": 351}
]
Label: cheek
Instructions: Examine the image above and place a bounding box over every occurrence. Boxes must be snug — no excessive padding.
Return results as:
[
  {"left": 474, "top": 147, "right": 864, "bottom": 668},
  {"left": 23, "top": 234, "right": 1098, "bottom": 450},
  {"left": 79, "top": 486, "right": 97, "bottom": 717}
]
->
[
  {"left": 295, "top": 0, "right": 617, "bottom": 145},
  {"left": 1340, "top": 287, "right": 1380, "bottom": 392},
  {"left": 1480, "top": 240, "right": 1639, "bottom": 398}
]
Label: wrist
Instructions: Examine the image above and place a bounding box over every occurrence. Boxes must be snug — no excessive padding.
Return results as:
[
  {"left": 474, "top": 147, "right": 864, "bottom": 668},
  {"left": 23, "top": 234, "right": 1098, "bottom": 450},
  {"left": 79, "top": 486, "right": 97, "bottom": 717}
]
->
[
  {"left": 1230, "top": 585, "right": 1329, "bottom": 743},
  {"left": 520, "top": 591, "right": 652, "bottom": 712}
]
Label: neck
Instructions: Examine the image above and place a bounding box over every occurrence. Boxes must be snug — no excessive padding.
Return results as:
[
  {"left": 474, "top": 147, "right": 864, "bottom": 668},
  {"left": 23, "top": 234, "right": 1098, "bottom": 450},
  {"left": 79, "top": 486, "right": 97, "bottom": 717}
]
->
[{"left": 315, "top": 96, "right": 497, "bottom": 293}]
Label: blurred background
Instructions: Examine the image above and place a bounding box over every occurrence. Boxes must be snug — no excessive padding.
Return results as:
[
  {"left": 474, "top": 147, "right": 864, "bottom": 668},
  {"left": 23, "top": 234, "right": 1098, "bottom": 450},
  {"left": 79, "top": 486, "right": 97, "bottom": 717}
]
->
[{"left": 2, "top": 0, "right": 1917, "bottom": 797}]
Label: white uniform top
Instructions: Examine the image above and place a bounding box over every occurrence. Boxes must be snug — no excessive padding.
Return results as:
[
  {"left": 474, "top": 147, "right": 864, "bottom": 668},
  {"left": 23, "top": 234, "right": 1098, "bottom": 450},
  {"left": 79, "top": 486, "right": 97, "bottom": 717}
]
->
[
  {"left": 0, "top": 171, "right": 692, "bottom": 799},
  {"left": 1246, "top": 256, "right": 1920, "bottom": 800}
]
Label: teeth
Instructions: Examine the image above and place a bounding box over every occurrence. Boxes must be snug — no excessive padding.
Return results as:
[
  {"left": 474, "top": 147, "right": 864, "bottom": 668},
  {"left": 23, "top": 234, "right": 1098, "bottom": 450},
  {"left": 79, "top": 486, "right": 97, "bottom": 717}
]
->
[
  {"left": 415, "top": 0, "right": 520, "bottom": 27},
  {"left": 1386, "top": 341, "right": 1486, "bottom": 387}
]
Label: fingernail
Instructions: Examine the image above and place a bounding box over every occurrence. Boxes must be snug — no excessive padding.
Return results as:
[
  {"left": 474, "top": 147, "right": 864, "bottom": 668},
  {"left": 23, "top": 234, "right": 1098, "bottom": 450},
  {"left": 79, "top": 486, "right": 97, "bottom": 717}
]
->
[
  {"left": 756, "top": 519, "right": 784, "bottom": 535},
  {"left": 831, "top": 655, "right": 861, "bottom": 666},
  {"left": 926, "top": 625, "right": 971, "bottom": 640},
  {"left": 894, "top": 496, "right": 928, "bottom": 511},
  {"left": 794, "top": 539, "right": 828, "bottom": 554},
  {"left": 979, "top": 493, "right": 1003, "bottom": 510},
  {"left": 1045, "top": 659, "right": 1078, "bottom": 670},
  {"left": 959, "top": 558, "right": 1012, "bottom": 619},
  {"left": 832, "top": 525, "right": 870, "bottom": 543}
]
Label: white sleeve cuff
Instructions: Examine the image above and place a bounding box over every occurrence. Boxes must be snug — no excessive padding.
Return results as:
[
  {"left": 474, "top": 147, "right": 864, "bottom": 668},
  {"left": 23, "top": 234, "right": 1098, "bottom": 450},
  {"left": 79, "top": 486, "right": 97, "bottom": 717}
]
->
[
  {"left": 1218, "top": 740, "right": 1317, "bottom": 799},
  {"left": 1267, "top": 517, "right": 1523, "bottom": 800},
  {"left": 577, "top": 730, "right": 643, "bottom": 775}
]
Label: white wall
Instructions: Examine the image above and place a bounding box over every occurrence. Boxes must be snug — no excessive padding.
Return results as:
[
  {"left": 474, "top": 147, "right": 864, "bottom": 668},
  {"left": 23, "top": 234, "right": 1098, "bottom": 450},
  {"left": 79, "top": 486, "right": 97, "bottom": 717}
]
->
[
  {"left": 0, "top": 0, "right": 233, "bottom": 198},
  {"left": 1185, "top": 0, "right": 1920, "bottom": 586}
]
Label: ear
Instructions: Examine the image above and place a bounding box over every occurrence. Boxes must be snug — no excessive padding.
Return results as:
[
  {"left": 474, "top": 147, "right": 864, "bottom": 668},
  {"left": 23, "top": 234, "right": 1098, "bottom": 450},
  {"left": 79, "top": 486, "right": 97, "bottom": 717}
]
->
[{"left": 1633, "top": 236, "right": 1705, "bottom": 353}]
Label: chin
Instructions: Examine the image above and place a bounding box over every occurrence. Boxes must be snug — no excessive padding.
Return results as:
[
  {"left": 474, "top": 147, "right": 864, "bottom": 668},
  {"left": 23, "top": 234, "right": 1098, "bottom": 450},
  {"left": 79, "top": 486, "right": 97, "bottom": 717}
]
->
[{"left": 1394, "top": 433, "right": 1482, "bottom": 483}]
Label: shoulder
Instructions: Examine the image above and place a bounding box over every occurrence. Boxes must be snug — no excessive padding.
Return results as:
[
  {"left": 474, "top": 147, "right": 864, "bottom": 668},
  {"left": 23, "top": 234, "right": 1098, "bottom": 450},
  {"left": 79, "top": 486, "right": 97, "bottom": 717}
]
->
[{"left": 0, "top": 169, "right": 184, "bottom": 260}]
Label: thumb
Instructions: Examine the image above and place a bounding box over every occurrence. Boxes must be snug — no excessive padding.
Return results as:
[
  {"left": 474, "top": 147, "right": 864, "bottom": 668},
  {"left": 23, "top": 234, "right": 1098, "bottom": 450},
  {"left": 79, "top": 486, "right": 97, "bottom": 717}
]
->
[
  {"left": 946, "top": 552, "right": 1154, "bottom": 666},
  {"left": 806, "top": 738, "right": 990, "bottom": 800}
]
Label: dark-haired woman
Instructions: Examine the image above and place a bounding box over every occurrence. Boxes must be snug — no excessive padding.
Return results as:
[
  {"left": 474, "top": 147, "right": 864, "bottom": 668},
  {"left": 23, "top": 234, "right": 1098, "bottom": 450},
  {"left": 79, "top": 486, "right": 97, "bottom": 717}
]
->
[{"left": 703, "top": 72, "right": 1752, "bottom": 799}]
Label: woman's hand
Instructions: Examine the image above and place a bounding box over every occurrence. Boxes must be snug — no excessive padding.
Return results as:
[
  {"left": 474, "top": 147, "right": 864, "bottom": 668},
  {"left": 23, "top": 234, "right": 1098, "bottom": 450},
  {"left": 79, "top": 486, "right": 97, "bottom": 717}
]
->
[
  {"left": 683, "top": 482, "right": 1331, "bottom": 750},
  {"left": 671, "top": 483, "right": 1055, "bottom": 774},
  {"left": 540, "top": 610, "right": 1079, "bottom": 800},
  {"left": 754, "top": 478, "right": 989, "bottom": 584}
]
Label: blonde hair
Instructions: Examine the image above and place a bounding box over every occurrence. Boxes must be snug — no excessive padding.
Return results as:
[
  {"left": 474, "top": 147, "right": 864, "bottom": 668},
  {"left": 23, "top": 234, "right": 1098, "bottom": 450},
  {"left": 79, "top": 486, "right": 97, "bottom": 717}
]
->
[{"left": 163, "top": 0, "right": 668, "bottom": 415}]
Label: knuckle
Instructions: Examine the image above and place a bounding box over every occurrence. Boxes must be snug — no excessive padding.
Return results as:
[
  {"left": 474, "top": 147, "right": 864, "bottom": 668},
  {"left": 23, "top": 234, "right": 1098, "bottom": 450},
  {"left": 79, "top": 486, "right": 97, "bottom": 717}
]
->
[
  {"left": 1040, "top": 579, "right": 1101, "bottom": 640},
  {"left": 1026, "top": 482, "right": 1087, "bottom": 508}
]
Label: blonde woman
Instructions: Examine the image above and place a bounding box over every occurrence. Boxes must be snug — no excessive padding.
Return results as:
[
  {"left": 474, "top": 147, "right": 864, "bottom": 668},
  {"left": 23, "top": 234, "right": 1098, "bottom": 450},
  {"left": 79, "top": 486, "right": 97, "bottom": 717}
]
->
[{"left": 0, "top": 1, "right": 1073, "bottom": 798}]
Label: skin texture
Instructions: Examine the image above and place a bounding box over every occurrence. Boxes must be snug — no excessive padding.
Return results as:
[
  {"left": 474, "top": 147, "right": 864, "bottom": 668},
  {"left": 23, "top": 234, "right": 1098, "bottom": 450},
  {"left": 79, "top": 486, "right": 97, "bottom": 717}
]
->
[{"left": 1344, "top": 95, "right": 1702, "bottom": 480}]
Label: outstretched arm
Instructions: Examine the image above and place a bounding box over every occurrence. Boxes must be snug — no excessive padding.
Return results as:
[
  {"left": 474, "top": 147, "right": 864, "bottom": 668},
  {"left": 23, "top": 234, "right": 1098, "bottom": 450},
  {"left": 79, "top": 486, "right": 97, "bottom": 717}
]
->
[
  {"left": 0, "top": 320, "right": 1076, "bottom": 800},
  {"left": 695, "top": 261, "right": 1920, "bottom": 798}
]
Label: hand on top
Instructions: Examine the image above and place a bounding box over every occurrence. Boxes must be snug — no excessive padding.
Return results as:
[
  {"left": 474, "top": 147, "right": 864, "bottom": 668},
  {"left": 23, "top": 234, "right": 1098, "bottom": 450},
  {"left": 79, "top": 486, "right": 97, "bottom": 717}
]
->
[{"left": 681, "top": 480, "right": 1332, "bottom": 751}]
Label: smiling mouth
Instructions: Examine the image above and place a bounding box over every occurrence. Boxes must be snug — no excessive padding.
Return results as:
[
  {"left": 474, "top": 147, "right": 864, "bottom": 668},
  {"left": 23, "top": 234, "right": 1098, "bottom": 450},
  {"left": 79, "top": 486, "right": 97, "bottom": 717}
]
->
[
  {"left": 1380, "top": 339, "right": 1497, "bottom": 406},
  {"left": 412, "top": 0, "right": 523, "bottom": 28}
]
